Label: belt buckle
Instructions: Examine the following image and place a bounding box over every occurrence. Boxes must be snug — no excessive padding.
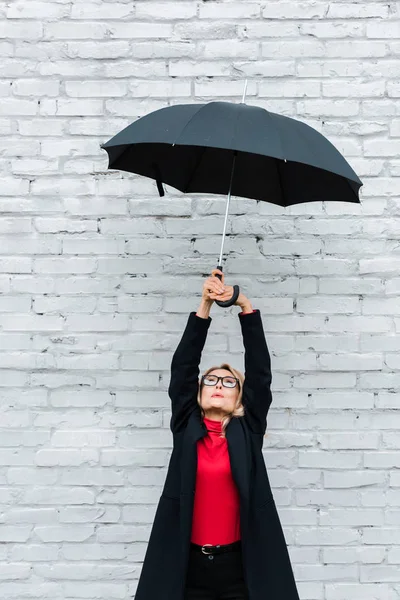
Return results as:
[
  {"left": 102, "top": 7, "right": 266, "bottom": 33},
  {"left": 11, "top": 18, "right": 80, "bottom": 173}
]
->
[{"left": 201, "top": 544, "right": 213, "bottom": 555}]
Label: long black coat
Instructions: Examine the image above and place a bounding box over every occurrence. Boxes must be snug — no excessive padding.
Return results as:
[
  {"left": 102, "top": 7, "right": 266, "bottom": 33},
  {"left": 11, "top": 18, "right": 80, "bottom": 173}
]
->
[{"left": 135, "top": 309, "right": 300, "bottom": 600}]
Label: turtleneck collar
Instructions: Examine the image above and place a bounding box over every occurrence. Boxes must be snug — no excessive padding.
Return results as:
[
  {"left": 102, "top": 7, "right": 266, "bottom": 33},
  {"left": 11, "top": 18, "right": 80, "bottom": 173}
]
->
[{"left": 203, "top": 416, "right": 223, "bottom": 433}]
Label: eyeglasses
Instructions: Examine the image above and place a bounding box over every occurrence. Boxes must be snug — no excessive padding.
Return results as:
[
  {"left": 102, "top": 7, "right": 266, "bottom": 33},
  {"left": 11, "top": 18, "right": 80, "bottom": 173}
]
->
[{"left": 201, "top": 375, "right": 239, "bottom": 389}]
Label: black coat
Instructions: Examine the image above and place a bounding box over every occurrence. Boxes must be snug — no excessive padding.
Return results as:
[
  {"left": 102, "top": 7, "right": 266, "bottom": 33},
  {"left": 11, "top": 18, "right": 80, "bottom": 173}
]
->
[{"left": 135, "top": 309, "right": 300, "bottom": 600}]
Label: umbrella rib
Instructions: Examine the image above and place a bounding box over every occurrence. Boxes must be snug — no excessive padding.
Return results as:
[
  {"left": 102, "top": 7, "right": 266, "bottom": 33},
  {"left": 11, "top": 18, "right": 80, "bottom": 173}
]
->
[
  {"left": 275, "top": 157, "right": 286, "bottom": 206},
  {"left": 183, "top": 146, "right": 208, "bottom": 193},
  {"left": 172, "top": 103, "right": 206, "bottom": 146}
]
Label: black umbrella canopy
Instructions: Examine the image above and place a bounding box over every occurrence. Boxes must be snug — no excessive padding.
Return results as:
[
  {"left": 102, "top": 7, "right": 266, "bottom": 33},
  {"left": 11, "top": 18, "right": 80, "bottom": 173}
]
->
[{"left": 101, "top": 101, "right": 362, "bottom": 206}]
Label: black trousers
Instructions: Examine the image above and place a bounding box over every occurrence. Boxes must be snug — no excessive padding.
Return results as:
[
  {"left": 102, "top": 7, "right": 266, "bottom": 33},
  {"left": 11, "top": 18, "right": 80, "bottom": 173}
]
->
[{"left": 184, "top": 543, "right": 249, "bottom": 600}]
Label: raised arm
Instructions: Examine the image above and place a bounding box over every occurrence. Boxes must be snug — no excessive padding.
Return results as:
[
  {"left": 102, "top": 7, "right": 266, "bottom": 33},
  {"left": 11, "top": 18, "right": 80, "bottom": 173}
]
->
[
  {"left": 205, "top": 286, "right": 273, "bottom": 434},
  {"left": 168, "top": 271, "right": 226, "bottom": 433},
  {"left": 238, "top": 306, "right": 273, "bottom": 435}
]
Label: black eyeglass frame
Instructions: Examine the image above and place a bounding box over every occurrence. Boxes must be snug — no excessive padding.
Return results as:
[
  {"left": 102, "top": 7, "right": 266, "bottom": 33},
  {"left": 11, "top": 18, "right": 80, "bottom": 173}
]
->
[{"left": 201, "top": 375, "right": 240, "bottom": 388}]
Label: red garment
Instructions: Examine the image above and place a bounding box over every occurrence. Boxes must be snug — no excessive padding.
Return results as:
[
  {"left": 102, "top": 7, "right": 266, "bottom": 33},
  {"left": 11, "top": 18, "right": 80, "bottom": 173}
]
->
[{"left": 191, "top": 417, "right": 241, "bottom": 545}]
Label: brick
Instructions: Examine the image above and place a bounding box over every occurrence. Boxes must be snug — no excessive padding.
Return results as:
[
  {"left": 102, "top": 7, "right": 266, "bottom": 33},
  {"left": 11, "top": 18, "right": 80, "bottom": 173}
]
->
[
  {"left": 44, "top": 21, "right": 108, "bottom": 40},
  {"left": 13, "top": 79, "right": 60, "bottom": 97},
  {"left": 71, "top": 3, "right": 134, "bottom": 19},
  {"left": 262, "top": 3, "right": 326, "bottom": 19},
  {"left": 136, "top": 2, "right": 197, "bottom": 20},
  {"left": 7, "top": 2, "right": 69, "bottom": 19},
  {"left": 327, "top": 3, "right": 389, "bottom": 18},
  {"left": 0, "top": 21, "right": 43, "bottom": 38},
  {"left": 65, "top": 80, "right": 127, "bottom": 98},
  {"left": 300, "top": 22, "right": 364, "bottom": 38},
  {"left": 200, "top": 40, "right": 259, "bottom": 60},
  {"left": 66, "top": 41, "right": 130, "bottom": 59}
]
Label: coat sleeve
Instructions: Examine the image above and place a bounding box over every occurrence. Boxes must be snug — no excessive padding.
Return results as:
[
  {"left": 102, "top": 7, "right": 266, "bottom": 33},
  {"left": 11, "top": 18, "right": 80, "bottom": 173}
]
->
[
  {"left": 238, "top": 309, "right": 273, "bottom": 434},
  {"left": 168, "top": 311, "right": 212, "bottom": 433}
]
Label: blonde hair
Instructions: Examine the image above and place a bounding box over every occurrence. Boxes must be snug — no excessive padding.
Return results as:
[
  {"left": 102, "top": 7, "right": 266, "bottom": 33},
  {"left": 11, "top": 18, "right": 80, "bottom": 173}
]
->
[{"left": 197, "top": 363, "right": 245, "bottom": 438}]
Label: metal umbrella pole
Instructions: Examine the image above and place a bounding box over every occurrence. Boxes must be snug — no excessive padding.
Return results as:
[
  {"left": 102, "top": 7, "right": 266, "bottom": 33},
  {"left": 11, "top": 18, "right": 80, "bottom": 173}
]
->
[{"left": 214, "top": 80, "right": 248, "bottom": 308}]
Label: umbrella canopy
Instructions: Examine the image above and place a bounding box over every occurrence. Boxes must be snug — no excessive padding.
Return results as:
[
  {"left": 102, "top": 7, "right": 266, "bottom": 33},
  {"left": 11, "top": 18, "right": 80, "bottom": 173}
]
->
[
  {"left": 101, "top": 100, "right": 362, "bottom": 206},
  {"left": 101, "top": 98, "right": 363, "bottom": 307}
]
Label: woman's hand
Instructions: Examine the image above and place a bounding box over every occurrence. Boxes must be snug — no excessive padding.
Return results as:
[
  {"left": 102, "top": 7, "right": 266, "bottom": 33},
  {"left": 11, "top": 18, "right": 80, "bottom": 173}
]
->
[
  {"left": 202, "top": 269, "right": 226, "bottom": 303},
  {"left": 208, "top": 282, "right": 251, "bottom": 310}
]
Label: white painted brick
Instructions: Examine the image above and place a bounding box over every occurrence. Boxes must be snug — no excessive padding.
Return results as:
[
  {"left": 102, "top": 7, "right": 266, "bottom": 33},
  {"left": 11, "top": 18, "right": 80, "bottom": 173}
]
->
[
  {"left": 0, "top": 21, "right": 43, "bottom": 38},
  {"left": 325, "top": 40, "right": 387, "bottom": 58},
  {"left": 129, "top": 79, "right": 191, "bottom": 97},
  {"left": 297, "top": 99, "right": 360, "bottom": 117},
  {"left": 30, "top": 179, "right": 95, "bottom": 196},
  {"left": 55, "top": 98, "right": 104, "bottom": 116},
  {"left": 130, "top": 41, "right": 196, "bottom": 59},
  {"left": 65, "top": 80, "right": 127, "bottom": 98},
  {"left": 262, "top": 40, "right": 325, "bottom": 58},
  {"left": 234, "top": 60, "right": 296, "bottom": 77},
  {"left": 0, "top": 98, "right": 38, "bottom": 115},
  {"left": 8, "top": 2, "right": 69, "bottom": 19},
  {"left": 364, "top": 139, "right": 400, "bottom": 157},
  {"left": 200, "top": 3, "right": 260, "bottom": 19},
  {"left": 0, "top": 81, "right": 11, "bottom": 96},
  {"left": 387, "top": 81, "right": 400, "bottom": 98},
  {"left": 322, "top": 80, "right": 385, "bottom": 97},
  {"left": 366, "top": 22, "right": 400, "bottom": 39},
  {"left": 362, "top": 100, "right": 400, "bottom": 116},
  {"left": 262, "top": 3, "right": 326, "bottom": 19},
  {"left": 40, "top": 139, "right": 100, "bottom": 156},
  {"left": 0, "top": 178, "right": 29, "bottom": 195},
  {"left": 136, "top": 2, "right": 197, "bottom": 20},
  {"left": 110, "top": 22, "right": 173, "bottom": 39},
  {"left": 71, "top": 3, "right": 133, "bottom": 19},
  {"left": 199, "top": 40, "right": 259, "bottom": 59},
  {"left": 296, "top": 296, "right": 360, "bottom": 314},
  {"left": 39, "top": 60, "right": 104, "bottom": 77},
  {"left": 195, "top": 79, "right": 257, "bottom": 98},
  {"left": 44, "top": 21, "right": 108, "bottom": 40},
  {"left": 174, "top": 22, "right": 237, "bottom": 40},
  {"left": 66, "top": 41, "right": 130, "bottom": 59},
  {"left": 169, "top": 60, "right": 231, "bottom": 76},
  {"left": 12, "top": 158, "right": 59, "bottom": 175},
  {"left": 327, "top": 3, "right": 389, "bottom": 18},
  {"left": 0, "top": 0, "right": 399, "bottom": 588},
  {"left": 259, "top": 80, "right": 320, "bottom": 98},
  {"left": 0, "top": 59, "right": 37, "bottom": 77},
  {"left": 300, "top": 22, "right": 364, "bottom": 38},
  {"left": 13, "top": 79, "right": 60, "bottom": 97},
  {"left": 238, "top": 22, "right": 300, "bottom": 38}
]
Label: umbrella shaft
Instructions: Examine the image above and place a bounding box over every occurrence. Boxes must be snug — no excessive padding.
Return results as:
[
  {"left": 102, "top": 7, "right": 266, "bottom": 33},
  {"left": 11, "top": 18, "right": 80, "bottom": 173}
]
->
[{"left": 218, "top": 151, "right": 237, "bottom": 267}]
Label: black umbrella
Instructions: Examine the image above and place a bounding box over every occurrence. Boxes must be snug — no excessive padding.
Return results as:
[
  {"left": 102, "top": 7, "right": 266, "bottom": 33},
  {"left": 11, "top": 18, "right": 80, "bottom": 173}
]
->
[{"left": 101, "top": 82, "right": 362, "bottom": 307}]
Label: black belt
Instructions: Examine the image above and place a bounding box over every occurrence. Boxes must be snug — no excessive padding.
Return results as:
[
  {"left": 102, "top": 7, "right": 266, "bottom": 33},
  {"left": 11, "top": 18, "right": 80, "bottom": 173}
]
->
[{"left": 190, "top": 540, "right": 241, "bottom": 555}]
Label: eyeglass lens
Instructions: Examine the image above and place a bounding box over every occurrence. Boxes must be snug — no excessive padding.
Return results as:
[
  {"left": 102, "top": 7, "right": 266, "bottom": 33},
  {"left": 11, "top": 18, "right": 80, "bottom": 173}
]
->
[{"left": 203, "top": 375, "right": 237, "bottom": 388}]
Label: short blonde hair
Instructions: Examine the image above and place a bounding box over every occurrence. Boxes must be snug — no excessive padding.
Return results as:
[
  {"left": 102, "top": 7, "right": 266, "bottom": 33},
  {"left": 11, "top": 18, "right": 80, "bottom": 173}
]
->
[{"left": 197, "top": 363, "right": 245, "bottom": 438}]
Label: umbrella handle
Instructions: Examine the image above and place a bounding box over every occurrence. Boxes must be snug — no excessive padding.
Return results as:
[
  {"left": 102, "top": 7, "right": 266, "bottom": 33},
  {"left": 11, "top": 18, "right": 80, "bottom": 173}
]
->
[{"left": 214, "top": 265, "right": 240, "bottom": 308}]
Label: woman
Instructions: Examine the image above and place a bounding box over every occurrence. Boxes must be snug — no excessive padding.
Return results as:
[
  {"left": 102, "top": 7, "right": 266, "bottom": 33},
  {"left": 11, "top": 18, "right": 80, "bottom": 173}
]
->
[
  {"left": 184, "top": 269, "right": 252, "bottom": 600},
  {"left": 134, "top": 270, "right": 301, "bottom": 600}
]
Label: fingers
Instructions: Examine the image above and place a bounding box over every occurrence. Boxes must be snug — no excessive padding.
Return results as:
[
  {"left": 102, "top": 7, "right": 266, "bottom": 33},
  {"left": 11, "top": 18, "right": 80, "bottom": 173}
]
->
[
  {"left": 214, "top": 279, "right": 225, "bottom": 292},
  {"left": 202, "top": 269, "right": 226, "bottom": 302},
  {"left": 209, "top": 285, "right": 233, "bottom": 301},
  {"left": 206, "top": 278, "right": 225, "bottom": 295},
  {"left": 211, "top": 268, "right": 224, "bottom": 283},
  {"left": 209, "top": 293, "right": 230, "bottom": 300}
]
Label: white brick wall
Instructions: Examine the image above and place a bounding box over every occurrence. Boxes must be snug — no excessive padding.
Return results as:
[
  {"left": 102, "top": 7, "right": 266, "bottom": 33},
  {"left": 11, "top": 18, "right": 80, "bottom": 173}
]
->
[{"left": 0, "top": 1, "right": 399, "bottom": 598}]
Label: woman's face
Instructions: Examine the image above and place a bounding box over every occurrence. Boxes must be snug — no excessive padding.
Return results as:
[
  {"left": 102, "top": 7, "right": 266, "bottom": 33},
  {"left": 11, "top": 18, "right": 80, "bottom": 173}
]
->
[{"left": 199, "top": 369, "right": 240, "bottom": 419}]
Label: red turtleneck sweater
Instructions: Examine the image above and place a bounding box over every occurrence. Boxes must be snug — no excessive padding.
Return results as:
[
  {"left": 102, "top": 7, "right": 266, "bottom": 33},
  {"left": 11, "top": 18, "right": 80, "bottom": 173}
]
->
[{"left": 190, "top": 416, "right": 241, "bottom": 545}]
